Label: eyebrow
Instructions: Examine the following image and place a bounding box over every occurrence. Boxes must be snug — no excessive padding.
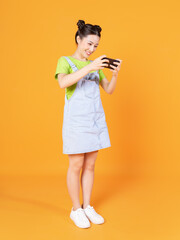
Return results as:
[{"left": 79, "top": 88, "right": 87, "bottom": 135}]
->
[{"left": 89, "top": 41, "right": 99, "bottom": 45}]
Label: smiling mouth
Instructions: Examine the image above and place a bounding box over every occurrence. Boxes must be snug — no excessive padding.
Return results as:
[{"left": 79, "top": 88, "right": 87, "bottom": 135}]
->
[{"left": 86, "top": 51, "right": 92, "bottom": 55}]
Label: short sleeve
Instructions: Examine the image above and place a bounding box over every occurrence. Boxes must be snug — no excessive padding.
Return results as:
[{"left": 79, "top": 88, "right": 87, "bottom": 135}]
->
[
  {"left": 99, "top": 69, "right": 106, "bottom": 83},
  {"left": 54, "top": 56, "right": 70, "bottom": 80}
]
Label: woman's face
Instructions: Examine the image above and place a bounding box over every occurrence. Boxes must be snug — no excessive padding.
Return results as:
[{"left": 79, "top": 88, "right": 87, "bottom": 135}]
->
[{"left": 77, "top": 34, "right": 100, "bottom": 58}]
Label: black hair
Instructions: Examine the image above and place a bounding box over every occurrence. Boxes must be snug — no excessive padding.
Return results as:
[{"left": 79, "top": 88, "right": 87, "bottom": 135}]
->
[{"left": 75, "top": 20, "right": 102, "bottom": 44}]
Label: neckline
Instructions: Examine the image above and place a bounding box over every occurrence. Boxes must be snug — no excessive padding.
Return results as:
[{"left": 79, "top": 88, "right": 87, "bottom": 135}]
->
[{"left": 68, "top": 56, "right": 90, "bottom": 62}]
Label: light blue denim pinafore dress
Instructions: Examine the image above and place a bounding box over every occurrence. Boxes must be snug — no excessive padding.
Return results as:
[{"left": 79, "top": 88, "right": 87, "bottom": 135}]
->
[{"left": 62, "top": 56, "right": 111, "bottom": 154}]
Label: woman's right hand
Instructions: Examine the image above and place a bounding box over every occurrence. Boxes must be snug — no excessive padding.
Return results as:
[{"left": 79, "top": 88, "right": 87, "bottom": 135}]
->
[{"left": 87, "top": 55, "right": 109, "bottom": 72}]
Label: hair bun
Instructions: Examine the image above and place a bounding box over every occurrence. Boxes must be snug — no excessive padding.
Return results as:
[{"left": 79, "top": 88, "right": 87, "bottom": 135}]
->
[
  {"left": 77, "top": 20, "right": 85, "bottom": 30},
  {"left": 94, "top": 25, "right": 102, "bottom": 33}
]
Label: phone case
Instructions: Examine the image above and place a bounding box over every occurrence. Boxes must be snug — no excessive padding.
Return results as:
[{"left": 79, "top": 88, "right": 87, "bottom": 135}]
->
[{"left": 102, "top": 57, "right": 120, "bottom": 70}]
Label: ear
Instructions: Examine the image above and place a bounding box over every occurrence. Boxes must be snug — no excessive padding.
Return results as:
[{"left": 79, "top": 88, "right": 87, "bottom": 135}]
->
[{"left": 77, "top": 35, "right": 80, "bottom": 44}]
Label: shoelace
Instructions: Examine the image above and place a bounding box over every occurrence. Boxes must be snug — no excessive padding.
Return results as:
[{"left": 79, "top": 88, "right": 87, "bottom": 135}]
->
[
  {"left": 87, "top": 205, "right": 93, "bottom": 208},
  {"left": 76, "top": 208, "right": 88, "bottom": 222},
  {"left": 86, "top": 206, "right": 101, "bottom": 217}
]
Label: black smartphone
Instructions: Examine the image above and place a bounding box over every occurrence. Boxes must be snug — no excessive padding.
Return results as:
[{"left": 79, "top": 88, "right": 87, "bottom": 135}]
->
[{"left": 102, "top": 57, "right": 120, "bottom": 70}]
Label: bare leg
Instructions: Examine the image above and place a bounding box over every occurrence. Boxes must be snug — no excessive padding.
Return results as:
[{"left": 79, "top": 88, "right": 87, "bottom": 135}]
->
[
  {"left": 81, "top": 150, "right": 98, "bottom": 209},
  {"left": 67, "top": 153, "right": 85, "bottom": 211}
]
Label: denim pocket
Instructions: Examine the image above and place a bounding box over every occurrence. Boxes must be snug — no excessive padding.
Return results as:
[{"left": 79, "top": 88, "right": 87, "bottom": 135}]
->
[{"left": 83, "top": 72, "right": 100, "bottom": 99}]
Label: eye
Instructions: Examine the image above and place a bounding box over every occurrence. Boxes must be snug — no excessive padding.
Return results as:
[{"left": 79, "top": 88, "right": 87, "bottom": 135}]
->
[{"left": 88, "top": 43, "right": 98, "bottom": 47}]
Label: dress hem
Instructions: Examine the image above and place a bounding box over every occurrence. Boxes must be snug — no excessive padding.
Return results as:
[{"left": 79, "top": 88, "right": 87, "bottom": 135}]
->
[{"left": 63, "top": 144, "right": 111, "bottom": 155}]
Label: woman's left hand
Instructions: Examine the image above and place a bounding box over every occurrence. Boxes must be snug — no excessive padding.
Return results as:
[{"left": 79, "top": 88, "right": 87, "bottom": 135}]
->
[{"left": 110, "top": 59, "right": 122, "bottom": 76}]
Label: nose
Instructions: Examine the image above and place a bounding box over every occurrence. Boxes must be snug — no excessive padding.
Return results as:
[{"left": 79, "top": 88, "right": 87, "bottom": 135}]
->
[{"left": 89, "top": 45, "right": 95, "bottom": 52}]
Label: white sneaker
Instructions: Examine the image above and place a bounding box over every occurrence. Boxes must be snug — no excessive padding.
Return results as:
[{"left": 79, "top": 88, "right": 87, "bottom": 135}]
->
[
  {"left": 70, "top": 207, "right": 91, "bottom": 228},
  {"left": 83, "top": 205, "right": 105, "bottom": 224}
]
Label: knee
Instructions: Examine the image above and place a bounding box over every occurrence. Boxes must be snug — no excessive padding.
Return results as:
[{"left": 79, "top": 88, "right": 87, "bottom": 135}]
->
[
  {"left": 83, "top": 162, "right": 95, "bottom": 171},
  {"left": 70, "top": 161, "right": 84, "bottom": 173}
]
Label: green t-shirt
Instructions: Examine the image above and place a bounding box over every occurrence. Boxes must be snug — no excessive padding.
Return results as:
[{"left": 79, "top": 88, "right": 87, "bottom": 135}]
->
[{"left": 55, "top": 56, "right": 106, "bottom": 100}]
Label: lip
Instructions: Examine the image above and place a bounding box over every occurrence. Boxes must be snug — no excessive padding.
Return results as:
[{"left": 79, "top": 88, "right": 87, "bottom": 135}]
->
[{"left": 86, "top": 51, "right": 92, "bottom": 55}]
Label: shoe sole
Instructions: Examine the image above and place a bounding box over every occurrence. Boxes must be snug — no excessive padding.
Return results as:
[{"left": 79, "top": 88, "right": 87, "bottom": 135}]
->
[
  {"left": 86, "top": 218, "right": 104, "bottom": 224},
  {"left": 84, "top": 214, "right": 105, "bottom": 224}
]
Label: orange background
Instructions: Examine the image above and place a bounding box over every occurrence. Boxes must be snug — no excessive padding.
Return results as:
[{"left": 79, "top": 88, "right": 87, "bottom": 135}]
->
[{"left": 1, "top": 0, "right": 180, "bottom": 239}]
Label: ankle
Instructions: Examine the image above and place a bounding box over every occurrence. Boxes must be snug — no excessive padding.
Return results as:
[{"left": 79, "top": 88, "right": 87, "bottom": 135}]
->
[
  {"left": 82, "top": 203, "right": 90, "bottom": 209},
  {"left": 73, "top": 205, "right": 81, "bottom": 211}
]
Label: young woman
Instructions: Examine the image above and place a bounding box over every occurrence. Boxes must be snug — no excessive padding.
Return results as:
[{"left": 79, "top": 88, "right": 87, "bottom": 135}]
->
[{"left": 55, "top": 20, "right": 122, "bottom": 228}]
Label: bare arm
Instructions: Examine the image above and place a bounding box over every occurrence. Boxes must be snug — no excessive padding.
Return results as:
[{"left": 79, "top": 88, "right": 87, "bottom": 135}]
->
[
  {"left": 57, "top": 64, "right": 92, "bottom": 88},
  {"left": 100, "top": 59, "right": 122, "bottom": 94},
  {"left": 57, "top": 55, "right": 109, "bottom": 88},
  {"left": 100, "top": 74, "right": 119, "bottom": 94},
  {"left": 100, "top": 77, "right": 111, "bottom": 94}
]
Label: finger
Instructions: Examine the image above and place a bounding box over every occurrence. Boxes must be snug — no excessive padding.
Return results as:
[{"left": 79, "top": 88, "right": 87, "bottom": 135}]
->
[
  {"left": 111, "top": 67, "right": 118, "bottom": 72},
  {"left": 102, "top": 63, "right": 109, "bottom": 67},
  {"left": 113, "top": 63, "right": 119, "bottom": 67},
  {"left": 114, "top": 61, "right": 120, "bottom": 65},
  {"left": 116, "top": 61, "right": 122, "bottom": 66},
  {"left": 102, "top": 59, "right": 109, "bottom": 63},
  {"left": 100, "top": 55, "right": 107, "bottom": 59},
  {"left": 110, "top": 64, "right": 117, "bottom": 69}
]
